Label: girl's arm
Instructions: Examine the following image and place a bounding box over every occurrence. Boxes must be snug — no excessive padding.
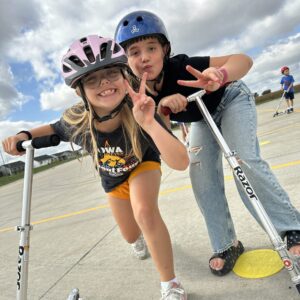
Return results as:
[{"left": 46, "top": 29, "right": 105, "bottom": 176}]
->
[
  {"left": 178, "top": 54, "right": 253, "bottom": 92},
  {"left": 125, "top": 73, "right": 189, "bottom": 171},
  {"left": 209, "top": 54, "right": 253, "bottom": 82},
  {"left": 156, "top": 110, "right": 172, "bottom": 130},
  {"left": 2, "top": 125, "right": 54, "bottom": 156},
  {"left": 144, "top": 119, "right": 189, "bottom": 170}
]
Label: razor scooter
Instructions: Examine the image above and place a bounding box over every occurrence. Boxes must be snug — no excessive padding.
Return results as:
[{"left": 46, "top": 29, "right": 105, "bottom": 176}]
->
[
  {"left": 273, "top": 91, "right": 288, "bottom": 117},
  {"left": 15, "top": 134, "right": 82, "bottom": 300},
  {"left": 186, "top": 90, "right": 300, "bottom": 294}
]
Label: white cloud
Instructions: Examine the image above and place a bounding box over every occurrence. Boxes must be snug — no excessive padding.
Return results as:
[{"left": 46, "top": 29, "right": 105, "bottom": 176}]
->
[
  {"left": 0, "top": 120, "right": 74, "bottom": 165},
  {"left": 6, "top": 0, "right": 133, "bottom": 82},
  {"left": 0, "top": 0, "right": 300, "bottom": 160},
  {"left": 40, "top": 83, "right": 80, "bottom": 111},
  {"left": 0, "top": 120, "right": 43, "bottom": 164},
  {"left": 244, "top": 33, "right": 300, "bottom": 93},
  {"left": 0, "top": 0, "right": 40, "bottom": 53},
  {"left": 1, "top": 1, "right": 299, "bottom": 94},
  {"left": 196, "top": 0, "right": 300, "bottom": 56},
  {"left": 0, "top": 61, "right": 27, "bottom": 119},
  {"left": 166, "top": 0, "right": 285, "bottom": 55}
]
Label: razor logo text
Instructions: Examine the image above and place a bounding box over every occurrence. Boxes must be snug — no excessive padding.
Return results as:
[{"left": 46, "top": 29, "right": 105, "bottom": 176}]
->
[{"left": 234, "top": 166, "right": 258, "bottom": 200}]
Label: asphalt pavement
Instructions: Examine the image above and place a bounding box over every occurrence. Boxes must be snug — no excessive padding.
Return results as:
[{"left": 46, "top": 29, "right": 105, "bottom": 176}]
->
[{"left": 0, "top": 94, "right": 300, "bottom": 300}]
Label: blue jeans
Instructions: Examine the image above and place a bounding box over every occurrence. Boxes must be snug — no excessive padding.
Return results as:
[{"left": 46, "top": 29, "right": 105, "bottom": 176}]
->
[{"left": 189, "top": 80, "right": 300, "bottom": 253}]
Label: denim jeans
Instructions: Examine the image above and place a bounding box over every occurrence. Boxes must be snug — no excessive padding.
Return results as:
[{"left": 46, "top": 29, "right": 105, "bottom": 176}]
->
[{"left": 189, "top": 80, "right": 300, "bottom": 253}]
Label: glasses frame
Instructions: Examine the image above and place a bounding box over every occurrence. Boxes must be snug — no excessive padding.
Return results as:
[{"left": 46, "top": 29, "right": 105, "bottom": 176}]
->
[{"left": 81, "top": 67, "right": 124, "bottom": 89}]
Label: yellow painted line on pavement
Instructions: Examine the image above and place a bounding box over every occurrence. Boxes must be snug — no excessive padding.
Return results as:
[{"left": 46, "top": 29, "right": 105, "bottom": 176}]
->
[
  {"left": 32, "top": 204, "right": 109, "bottom": 225},
  {"left": 159, "top": 185, "right": 192, "bottom": 195},
  {"left": 0, "top": 227, "right": 15, "bottom": 233},
  {"left": 214, "top": 160, "right": 300, "bottom": 181},
  {"left": 258, "top": 108, "right": 300, "bottom": 113},
  {"left": 260, "top": 141, "right": 270, "bottom": 146},
  {"left": 0, "top": 204, "right": 108, "bottom": 233},
  {"left": 258, "top": 123, "right": 300, "bottom": 137},
  {"left": 1, "top": 159, "right": 300, "bottom": 234},
  {"left": 271, "top": 160, "right": 300, "bottom": 170},
  {"left": 257, "top": 107, "right": 300, "bottom": 112}
]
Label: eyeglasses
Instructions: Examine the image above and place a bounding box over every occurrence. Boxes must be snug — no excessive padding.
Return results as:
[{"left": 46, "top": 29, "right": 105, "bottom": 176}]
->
[{"left": 81, "top": 67, "right": 123, "bottom": 89}]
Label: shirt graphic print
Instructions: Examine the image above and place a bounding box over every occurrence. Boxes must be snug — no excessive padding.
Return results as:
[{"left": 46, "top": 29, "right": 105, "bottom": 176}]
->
[{"left": 99, "top": 140, "right": 139, "bottom": 177}]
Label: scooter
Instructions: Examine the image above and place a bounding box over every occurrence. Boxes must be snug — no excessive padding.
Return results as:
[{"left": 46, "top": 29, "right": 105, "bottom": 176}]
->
[
  {"left": 15, "top": 134, "right": 82, "bottom": 300},
  {"left": 273, "top": 91, "right": 288, "bottom": 117},
  {"left": 186, "top": 90, "right": 300, "bottom": 294}
]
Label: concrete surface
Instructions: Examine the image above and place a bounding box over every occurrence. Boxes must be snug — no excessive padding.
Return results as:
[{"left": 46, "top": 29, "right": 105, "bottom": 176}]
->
[{"left": 0, "top": 94, "right": 300, "bottom": 300}]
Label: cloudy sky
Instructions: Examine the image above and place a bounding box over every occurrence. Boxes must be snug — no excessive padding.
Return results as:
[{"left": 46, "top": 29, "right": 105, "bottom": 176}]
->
[{"left": 1, "top": 0, "right": 300, "bottom": 165}]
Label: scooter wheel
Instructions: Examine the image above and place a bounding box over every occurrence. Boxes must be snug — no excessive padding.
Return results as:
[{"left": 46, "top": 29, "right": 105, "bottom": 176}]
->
[{"left": 67, "top": 288, "right": 80, "bottom": 300}]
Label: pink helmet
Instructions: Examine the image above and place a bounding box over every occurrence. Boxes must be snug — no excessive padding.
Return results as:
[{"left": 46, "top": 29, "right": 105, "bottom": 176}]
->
[
  {"left": 62, "top": 35, "right": 128, "bottom": 88},
  {"left": 281, "top": 66, "right": 289, "bottom": 74}
]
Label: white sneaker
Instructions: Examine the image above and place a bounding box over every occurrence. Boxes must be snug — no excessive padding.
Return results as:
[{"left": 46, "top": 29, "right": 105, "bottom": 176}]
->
[
  {"left": 131, "top": 234, "right": 149, "bottom": 260},
  {"left": 161, "top": 282, "right": 187, "bottom": 300}
]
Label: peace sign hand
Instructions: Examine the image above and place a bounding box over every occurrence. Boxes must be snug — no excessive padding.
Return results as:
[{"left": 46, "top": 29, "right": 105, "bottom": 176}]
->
[
  {"left": 125, "top": 72, "right": 156, "bottom": 130},
  {"left": 177, "top": 65, "right": 223, "bottom": 92}
]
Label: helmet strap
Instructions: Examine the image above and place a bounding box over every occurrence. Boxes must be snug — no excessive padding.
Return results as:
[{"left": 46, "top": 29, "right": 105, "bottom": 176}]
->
[
  {"left": 78, "top": 82, "right": 90, "bottom": 111},
  {"left": 146, "top": 70, "right": 164, "bottom": 93},
  {"left": 78, "top": 82, "right": 130, "bottom": 123},
  {"left": 92, "top": 97, "right": 129, "bottom": 123}
]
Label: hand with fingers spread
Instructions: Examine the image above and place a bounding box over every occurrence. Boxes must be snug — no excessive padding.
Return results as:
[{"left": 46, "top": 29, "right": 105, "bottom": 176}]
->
[
  {"left": 177, "top": 65, "right": 225, "bottom": 92},
  {"left": 125, "top": 72, "right": 156, "bottom": 130}
]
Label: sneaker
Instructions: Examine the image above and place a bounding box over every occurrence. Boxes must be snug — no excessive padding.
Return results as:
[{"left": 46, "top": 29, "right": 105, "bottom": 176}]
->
[
  {"left": 291, "top": 107, "right": 294, "bottom": 112},
  {"left": 131, "top": 234, "right": 149, "bottom": 260},
  {"left": 287, "top": 108, "right": 291, "bottom": 114},
  {"left": 161, "top": 282, "right": 187, "bottom": 300}
]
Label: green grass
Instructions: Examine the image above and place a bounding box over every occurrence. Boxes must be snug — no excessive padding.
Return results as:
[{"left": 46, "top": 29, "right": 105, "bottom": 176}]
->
[
  {"left": 0, "top": 159, "right": 75, "bottom": 187},
  {"left": 255, "top": 84, "right": 300, "bottom": 104}
]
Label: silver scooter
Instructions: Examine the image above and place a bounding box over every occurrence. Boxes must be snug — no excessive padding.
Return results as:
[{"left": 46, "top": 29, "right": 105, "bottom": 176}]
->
[
  {"left": 273, "top": 90, "right": 288, "bottom": 117},
  {"left": 15, "top": 134, "right": 82, "bottom": 300},
  {"left": 187, "top": 90, "right": 300, "bottom": 294}
]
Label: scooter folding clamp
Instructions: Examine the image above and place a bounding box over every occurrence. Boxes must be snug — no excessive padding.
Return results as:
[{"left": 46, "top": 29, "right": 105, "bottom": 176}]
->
[{"left": 187, "top": 90, "right": 206, "bottom": 102}]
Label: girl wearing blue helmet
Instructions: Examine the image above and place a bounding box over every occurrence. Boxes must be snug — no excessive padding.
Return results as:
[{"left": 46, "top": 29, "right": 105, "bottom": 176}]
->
[{"left": 115, "top": 10, "right": 300, "bottom": 279}]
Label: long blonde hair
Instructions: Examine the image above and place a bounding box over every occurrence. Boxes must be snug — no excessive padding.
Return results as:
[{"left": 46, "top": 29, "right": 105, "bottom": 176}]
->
[{"left": 62, "top": 73, "right": 143, "bottom": 170}]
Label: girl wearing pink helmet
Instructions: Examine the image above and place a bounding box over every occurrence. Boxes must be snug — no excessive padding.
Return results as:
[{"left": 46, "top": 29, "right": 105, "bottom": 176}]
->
[
  {"left": 115, "top": 10, "right": 300, "bottom": 280},
  {"left": 2, "top": 35, "right": 189, "bottom": 299}
]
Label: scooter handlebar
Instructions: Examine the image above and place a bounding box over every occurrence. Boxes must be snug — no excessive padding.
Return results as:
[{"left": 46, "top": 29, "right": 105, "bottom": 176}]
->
[{"left": 16, "top": 134, "right": 61, "bottom": 152}]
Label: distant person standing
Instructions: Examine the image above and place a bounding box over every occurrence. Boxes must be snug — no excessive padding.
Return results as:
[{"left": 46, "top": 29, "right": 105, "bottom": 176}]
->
[{"left": 280, "top": 66, "right": 295, "bottom": 113}]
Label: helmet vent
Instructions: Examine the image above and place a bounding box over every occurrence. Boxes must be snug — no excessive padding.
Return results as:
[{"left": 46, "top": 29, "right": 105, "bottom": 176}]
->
[
  {"left": 63, "top": 65, "right": 72, "bottom": 73},
  {"left": 100, "top": 43, "right": 108, "bottom": 59},
  {"left": 123, "top": 20, "right": 129, "bottom": 26},
  {"left": 62, "top": 35, "right": 127, "bottom": 88},
  {"left": 136, "top": 16, "right": 143, "bottom": 22},
  {"left": 113, "top": 43, "right": 121, "bottom": 53},
  {"left": 69, "top": 55, "right": 84, "bottom": 67},
  {"left": 84, "top": 46, "right": 95, "bottom": 62}
]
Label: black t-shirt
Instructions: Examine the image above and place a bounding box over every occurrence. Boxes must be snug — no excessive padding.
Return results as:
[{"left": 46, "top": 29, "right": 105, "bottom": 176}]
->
[
  {"left": 51, "top": 115, "right": 167, "bottom": 193},
  {"left": 152, "top": 54, "right": 226, "bottom": 122}
]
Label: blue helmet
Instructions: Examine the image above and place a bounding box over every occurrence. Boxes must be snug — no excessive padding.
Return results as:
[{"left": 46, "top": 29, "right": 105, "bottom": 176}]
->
[{"left": 114, "top": 10, "right": 169, "bottom": 48}]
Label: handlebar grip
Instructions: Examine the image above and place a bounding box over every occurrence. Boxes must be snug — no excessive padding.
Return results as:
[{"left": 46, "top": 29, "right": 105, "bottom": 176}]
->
[
  {"left": 16, "top": 134, "right": 61, "bottom": 152},
  {"left": 16, "top": 141, "right": 26, "bottom": 153},
  {"left": 32, "top": 134, "right": 60, "bottom": 149},
  {"left": 161, "top": 106, "right": 172, "bottom": 116}
]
